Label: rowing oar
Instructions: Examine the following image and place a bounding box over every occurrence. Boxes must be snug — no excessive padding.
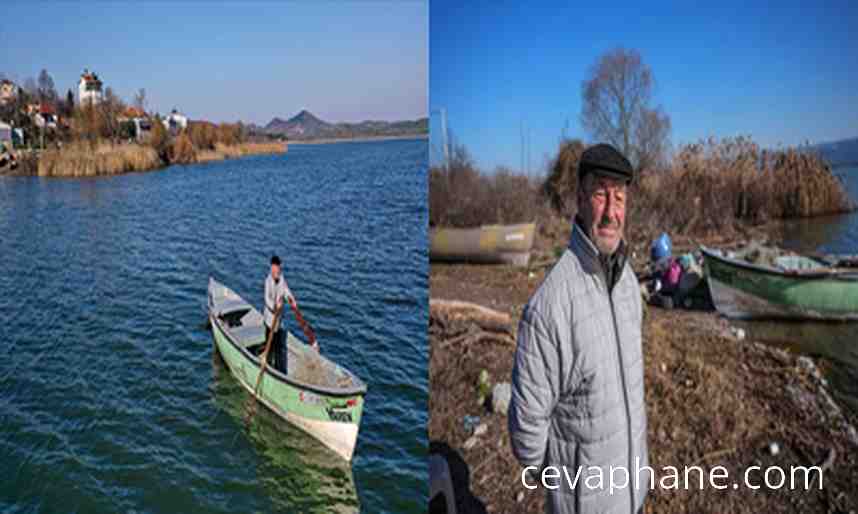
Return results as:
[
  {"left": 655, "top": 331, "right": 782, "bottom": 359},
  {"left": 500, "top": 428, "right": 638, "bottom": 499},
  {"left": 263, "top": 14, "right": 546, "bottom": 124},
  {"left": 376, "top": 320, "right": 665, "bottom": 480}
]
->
[
  {"left": 244, "top": 302, "right": 284, "bottom": 426},
  {"left": 288, "top": 298, "right": 319, "bottom": 351}
]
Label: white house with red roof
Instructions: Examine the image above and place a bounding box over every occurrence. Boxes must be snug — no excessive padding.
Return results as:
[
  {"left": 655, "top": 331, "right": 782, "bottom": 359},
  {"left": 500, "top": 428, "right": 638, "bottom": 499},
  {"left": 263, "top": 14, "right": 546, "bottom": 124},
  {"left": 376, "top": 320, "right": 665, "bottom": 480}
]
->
[{"left": 78, "top": 69, "right": 103, "bottom": 105}]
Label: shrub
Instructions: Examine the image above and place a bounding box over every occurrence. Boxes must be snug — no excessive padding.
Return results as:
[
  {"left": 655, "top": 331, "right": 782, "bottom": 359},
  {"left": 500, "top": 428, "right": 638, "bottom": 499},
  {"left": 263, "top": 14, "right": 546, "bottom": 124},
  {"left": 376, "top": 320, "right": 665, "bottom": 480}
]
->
[{"left": 429, "top": 144, "right": 541, "bottom": 227}]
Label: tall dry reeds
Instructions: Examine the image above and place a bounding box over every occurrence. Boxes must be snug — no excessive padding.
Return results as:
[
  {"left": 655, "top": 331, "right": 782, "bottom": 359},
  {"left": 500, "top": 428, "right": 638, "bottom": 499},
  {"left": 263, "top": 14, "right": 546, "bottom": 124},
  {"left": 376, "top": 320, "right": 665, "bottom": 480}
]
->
[
  {"left": 196, "top": 142, "right": 285, "bottom": 163},
  {"left": 429, "top": 145, "right": 543, "bottom": 227},
  {"left": 627, "top": 136, "right": 855, "bottom": 242},
  {"left": 37, "top": 141, "right": 163, "bottom": 177}
]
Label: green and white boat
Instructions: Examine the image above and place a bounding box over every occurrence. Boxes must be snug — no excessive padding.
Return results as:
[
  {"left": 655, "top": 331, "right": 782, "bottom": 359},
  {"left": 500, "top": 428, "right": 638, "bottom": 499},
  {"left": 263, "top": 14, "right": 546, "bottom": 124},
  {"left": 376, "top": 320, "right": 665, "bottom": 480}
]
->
[
  {"left": 701, "top": 245, "right": 858, "bottom": 320},
  {"left": 208, "top": 277, "right": 367, "bottom": 461}
]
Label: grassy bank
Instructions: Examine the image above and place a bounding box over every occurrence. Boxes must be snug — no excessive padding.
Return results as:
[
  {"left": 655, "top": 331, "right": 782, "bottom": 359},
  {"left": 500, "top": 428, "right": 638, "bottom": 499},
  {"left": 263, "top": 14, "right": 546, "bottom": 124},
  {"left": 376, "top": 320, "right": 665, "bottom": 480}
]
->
[
  {"left": 187, "top": 142, "right": 285, "bottom": 164},
  {"left": 16, "top": 140, "right": 286, "bottom": 178},
  {"left": 38, "top": 142, "right": 163, "bottom": 177}
]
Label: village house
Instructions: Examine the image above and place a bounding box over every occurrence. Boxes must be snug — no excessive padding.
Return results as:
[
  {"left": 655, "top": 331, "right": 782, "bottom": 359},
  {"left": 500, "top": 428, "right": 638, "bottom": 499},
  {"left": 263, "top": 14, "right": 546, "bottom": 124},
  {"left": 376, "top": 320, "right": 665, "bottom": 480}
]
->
[
  {"left": 118, "top": 106, "right": 152, "bottom": 142},
  {"left": 162, "top": 109, "right": 188, "bottom": 134},
  {"left": 0, "top": 80, "right": 19, "bottom": 106},
  {"left": 32, "top": 103, "right": 58, "bottom": 130},
  {"left": 0, "top": 121, "right": 12, "bottom": 148},
  {"left": 78, "top": 69, "right": 103, "bottom": 105}
]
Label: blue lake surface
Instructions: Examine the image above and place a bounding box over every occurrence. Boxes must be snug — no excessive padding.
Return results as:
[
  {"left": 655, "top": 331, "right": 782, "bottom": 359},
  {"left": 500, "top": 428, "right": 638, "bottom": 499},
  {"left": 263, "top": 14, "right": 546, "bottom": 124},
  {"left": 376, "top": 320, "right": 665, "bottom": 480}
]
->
[{"left": 0, "top": 139, "right": 428, "bottom": 513}]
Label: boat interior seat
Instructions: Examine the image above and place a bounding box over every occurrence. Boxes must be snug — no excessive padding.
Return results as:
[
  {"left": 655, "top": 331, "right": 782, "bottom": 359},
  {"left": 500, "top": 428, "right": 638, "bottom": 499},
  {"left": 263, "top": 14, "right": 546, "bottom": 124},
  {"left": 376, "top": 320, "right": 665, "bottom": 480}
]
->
[
  {"left": 214, "top": 299, "right": 250, "bottom": 318},
  {"left": 231, "top": 324, "right": 266, "bottom": 348}
]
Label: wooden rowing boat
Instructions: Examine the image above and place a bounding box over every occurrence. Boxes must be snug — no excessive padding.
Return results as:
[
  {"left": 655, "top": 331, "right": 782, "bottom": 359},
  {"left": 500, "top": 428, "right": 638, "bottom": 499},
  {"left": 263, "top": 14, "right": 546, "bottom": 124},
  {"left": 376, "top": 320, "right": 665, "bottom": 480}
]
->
[
  {"left": 429, "top": 222, "right": 536, "bottom": 266},
  {"left": 701, "top": 246, "right": 858, "bottom": 320},
  {"left": 207, "top": 277, "right": 366, "bottom": 461}
]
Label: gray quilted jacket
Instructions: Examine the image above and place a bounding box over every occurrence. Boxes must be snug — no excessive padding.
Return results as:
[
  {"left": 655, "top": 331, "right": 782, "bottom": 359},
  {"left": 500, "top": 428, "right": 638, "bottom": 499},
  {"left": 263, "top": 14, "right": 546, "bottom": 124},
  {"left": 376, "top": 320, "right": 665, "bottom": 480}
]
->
[{"left": 509, "top": 223, "right": 649, "bottom": 514}]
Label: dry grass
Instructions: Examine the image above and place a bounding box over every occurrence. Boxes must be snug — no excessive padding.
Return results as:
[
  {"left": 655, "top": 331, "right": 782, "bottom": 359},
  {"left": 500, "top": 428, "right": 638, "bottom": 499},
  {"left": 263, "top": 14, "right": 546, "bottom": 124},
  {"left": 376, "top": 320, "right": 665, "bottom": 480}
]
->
[
  {"left": 37, "top": 141, "right": 163, "bottom": 177},
  {"left": 429, "top": 146, "right": 543, "bottom": 227},
  {"left": 196, "top": 142, "right": 286, "bottom": 163},
  {"left": 31, "top": 140, "right": 286, "bottom": 177},
  {"left": 627, "top": 137, "right": 855, "bottom": 245}
]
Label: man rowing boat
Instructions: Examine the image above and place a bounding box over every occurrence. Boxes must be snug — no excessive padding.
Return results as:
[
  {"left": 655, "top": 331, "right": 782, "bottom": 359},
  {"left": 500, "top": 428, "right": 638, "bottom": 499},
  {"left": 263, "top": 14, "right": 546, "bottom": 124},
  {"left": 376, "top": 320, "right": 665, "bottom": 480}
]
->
[{"left": 264, "top": 255, "right": 296, "bottom": 374}]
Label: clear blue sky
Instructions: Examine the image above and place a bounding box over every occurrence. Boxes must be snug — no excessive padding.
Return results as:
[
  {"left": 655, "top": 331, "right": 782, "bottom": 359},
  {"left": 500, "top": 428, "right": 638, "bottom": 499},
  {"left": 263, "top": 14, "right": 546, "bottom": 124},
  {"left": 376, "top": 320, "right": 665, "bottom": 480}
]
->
[
  {"left": 430, "top": 1, "right": 858, "bottom": 172},
  {"left": 2, "top": 1, "right": 427, "bottom": 125}
]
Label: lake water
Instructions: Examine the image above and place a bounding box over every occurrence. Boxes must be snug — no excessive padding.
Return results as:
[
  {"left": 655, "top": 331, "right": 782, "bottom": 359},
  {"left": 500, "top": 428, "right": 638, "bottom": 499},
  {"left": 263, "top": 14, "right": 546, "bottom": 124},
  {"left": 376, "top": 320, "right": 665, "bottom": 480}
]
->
[
  {"left": 0, "top": 139, "right": 428, "bottom": 513},
  {"left": 741, "top": 166, "right": 858, "bottom": 415}
]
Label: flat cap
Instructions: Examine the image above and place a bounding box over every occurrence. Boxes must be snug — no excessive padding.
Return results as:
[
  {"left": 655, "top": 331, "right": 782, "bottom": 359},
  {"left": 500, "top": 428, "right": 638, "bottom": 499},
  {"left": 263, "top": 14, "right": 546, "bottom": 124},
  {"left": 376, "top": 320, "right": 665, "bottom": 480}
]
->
[{"left": 578, "top": 143, "right": 633, "bottom": 183}]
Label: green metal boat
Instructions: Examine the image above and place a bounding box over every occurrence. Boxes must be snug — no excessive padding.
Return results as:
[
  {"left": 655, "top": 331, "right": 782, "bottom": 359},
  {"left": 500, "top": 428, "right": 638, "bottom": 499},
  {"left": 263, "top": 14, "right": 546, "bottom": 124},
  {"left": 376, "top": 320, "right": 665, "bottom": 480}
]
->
[
  {"left": 701, "top": 246, "right": 858, "bottom": 320},
  {"left": 208, "top": 277, "right": 366, "bottom": 461}
]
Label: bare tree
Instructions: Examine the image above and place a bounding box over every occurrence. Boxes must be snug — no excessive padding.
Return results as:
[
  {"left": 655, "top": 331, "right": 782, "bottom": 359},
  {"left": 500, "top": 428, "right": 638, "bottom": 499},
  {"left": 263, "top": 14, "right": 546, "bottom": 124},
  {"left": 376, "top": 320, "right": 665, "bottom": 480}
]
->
[
  {"left": 133, "top": 88, "right": 147, "bottom": 113},
  {"left": 37, "top": 69, "right": 57, "bottom": 103},
  {"left": 581, "top": 48, "right": 671, "bottom": 172},
  {"left": 100, "top": 87, "right": 125, "bottom": 142},
  {"left": 23, "top": 77, "right": 38, "bottom": 97}
]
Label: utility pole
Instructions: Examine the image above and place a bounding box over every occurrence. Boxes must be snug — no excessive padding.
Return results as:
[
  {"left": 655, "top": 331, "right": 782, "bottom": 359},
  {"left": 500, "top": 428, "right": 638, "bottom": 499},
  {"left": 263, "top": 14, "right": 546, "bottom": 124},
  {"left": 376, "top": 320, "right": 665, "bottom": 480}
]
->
[
  {"left": 439, "top": 107, "right": 450, "bottom": 172},
  {"left": 527, "top": 127, "right": 530, "bottom": 178},
  {"left": 520, "top": 119, "right": 524, "bottom": 175}
]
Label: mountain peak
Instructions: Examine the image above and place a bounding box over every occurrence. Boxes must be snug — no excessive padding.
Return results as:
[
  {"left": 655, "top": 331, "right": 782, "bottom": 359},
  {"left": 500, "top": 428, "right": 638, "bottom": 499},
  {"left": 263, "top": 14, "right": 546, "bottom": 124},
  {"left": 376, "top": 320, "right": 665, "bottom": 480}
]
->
[{"left": 289, "top": 109, "right": 322, "bottom": 124}]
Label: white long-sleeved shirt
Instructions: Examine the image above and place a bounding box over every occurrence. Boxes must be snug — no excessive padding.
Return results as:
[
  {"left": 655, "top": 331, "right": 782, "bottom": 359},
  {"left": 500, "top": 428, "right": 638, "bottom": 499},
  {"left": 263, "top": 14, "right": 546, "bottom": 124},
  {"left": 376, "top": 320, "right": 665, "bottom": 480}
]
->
[{"left": 264, "top": 273, "right": 294, "bottom": 328}]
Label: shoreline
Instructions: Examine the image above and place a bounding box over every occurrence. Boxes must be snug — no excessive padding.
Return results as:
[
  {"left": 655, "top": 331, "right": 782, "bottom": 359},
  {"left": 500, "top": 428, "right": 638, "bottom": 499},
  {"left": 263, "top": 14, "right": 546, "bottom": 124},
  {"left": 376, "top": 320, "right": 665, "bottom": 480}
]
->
[
  {"left": 0, "top": 141, "right": 286, "bottom": 178},
  {"left": 284, "top": 133, "right": 428, "bottom": 145},
  {"left": 428, "top": 229, "right": 858, "bottom": 512}
]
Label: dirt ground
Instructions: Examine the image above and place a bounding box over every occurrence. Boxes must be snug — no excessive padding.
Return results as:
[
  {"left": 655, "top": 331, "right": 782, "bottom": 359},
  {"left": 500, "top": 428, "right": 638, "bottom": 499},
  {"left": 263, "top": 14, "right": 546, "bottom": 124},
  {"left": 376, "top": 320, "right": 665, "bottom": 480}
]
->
[{"left": 428, "top": 253, "right": 858, "bottom": 513}]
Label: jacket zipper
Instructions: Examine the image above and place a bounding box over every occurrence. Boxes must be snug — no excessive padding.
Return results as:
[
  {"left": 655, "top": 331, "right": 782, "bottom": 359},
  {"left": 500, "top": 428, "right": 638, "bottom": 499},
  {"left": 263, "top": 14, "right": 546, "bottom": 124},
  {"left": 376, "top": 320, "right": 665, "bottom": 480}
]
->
[{"left": 608, "top": 286, "right": 635, "bottom": 514}]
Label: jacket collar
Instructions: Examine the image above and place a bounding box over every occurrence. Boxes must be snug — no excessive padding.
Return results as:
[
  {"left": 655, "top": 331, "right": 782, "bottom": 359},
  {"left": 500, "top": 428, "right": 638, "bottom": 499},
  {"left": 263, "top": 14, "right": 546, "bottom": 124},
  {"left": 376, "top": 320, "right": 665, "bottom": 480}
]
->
[{"left": 569, "top": 218, "right": 602, "bottom": 275}]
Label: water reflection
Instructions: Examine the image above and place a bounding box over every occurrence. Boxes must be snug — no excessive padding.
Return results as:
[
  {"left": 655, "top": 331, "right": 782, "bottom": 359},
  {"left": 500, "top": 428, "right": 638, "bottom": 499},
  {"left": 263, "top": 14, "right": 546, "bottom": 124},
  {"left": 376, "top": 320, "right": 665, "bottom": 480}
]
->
[
  {"left": 781, "top": 213, "right": 856, "bottom": 254},
  {"left": 732, "top": 320, "right": 858, "bottom": 415},
  {"left": 210, "top": 351, "right": 359, "bottom": 513}
]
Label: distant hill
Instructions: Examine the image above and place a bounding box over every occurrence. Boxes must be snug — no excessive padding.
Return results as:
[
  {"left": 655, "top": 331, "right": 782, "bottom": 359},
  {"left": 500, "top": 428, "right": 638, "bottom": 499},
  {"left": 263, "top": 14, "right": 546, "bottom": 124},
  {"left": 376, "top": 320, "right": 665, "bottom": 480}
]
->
[
  {"left": 812, "top": 137, "right": 858, "bottom": 168},
  {"left": 254, "top": 110, "right": 428, "bottom": 140}
]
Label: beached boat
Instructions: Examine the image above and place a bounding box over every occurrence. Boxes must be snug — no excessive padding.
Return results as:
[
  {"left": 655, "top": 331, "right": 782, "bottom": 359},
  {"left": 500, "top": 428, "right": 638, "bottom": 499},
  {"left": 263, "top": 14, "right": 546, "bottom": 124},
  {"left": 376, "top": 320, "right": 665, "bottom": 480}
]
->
[
  {"left": 429, "top": 222, "right": 536, "bottom": 266},
  {"left": 207, "top": 277, "right": 366, "bottom": 461},
  {"left": 701, "top": 246, "right": 858, "bottom": 320}
]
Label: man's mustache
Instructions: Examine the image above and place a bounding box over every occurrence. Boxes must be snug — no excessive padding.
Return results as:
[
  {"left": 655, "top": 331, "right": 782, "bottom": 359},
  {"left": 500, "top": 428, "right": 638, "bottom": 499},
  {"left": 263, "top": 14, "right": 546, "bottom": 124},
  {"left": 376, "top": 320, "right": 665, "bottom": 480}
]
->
[{"left": 597, "top": 216, "right": 621, "bottom": 230}]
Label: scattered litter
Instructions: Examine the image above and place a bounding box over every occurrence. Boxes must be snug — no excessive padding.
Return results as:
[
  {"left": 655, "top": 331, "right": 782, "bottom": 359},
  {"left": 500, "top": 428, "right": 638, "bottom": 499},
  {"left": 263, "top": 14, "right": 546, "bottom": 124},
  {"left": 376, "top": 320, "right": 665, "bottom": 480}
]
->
[
  {"left": 768, "top": 442, "right": 780, "bottom": 456},
  {"left": 463, "top": 436, "right": 479, "bottom": 450},
  {"left": 463, "top": 415, "right": 481, "bottom": 434}
]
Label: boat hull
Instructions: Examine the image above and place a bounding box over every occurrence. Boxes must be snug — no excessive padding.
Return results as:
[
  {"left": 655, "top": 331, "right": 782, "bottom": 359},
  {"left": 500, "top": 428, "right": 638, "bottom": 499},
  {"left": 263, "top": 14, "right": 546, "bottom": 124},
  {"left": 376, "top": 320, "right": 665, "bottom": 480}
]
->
[
  {"left": 210, "top": 315, "right": 364, "bottom": 461},
  {"left": 429, "top": 222, "right": 536, "bottom": 266},
  {"left": 702, "top": 247, "right": 858, "bottom": 321}
]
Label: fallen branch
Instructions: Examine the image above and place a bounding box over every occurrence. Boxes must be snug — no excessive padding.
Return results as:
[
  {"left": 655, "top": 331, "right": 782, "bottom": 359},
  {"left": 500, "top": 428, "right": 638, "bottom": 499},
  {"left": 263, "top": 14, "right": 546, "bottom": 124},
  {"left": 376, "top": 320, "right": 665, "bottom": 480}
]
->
[
  {"left": 430, "top": 298, "right": 512, "bottom": 334},
  {"left": 439, "top": 330, "right": 514, "bottom": 350}
]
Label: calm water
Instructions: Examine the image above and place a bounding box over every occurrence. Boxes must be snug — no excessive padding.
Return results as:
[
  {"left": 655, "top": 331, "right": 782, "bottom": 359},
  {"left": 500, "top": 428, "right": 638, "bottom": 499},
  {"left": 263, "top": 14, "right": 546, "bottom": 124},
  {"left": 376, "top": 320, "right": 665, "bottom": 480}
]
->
[
  {"left": 0, "top": 139, "right": 428, "bottom": 513},
  {"left": 742, "top": 166, "right": 858, "bottom": 415}
]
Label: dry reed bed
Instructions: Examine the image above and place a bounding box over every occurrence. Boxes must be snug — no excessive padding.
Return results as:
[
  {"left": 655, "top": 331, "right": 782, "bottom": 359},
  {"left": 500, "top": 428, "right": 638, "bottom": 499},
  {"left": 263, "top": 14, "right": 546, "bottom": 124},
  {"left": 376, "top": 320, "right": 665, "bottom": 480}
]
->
[
  {"left": 38, "top": 142, "right": 163, "bottom": 177},
  {"left": 195, "top": 142, "right": 285, "bottom": 163},
  {"left": 34, "top": 141, "right": 285, "bottom": 176},
  {"left": 429, "top": 147, "right": 544, "bottom": 228},
  {"left": 430, "top": 137, "right": 854, "bottom": 243}
]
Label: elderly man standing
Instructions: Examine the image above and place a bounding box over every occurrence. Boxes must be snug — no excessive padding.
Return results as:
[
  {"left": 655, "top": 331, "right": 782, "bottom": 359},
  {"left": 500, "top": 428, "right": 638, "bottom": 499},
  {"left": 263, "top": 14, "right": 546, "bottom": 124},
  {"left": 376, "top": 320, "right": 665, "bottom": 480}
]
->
[{"left": 509, "top": 144, "right": 649, "bottom": 514}]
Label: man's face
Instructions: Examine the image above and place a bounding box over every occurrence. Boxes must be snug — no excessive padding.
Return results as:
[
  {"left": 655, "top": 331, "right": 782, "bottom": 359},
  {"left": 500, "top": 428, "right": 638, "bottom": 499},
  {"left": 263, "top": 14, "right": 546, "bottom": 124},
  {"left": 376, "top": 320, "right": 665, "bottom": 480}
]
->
[
  {"left": 577, "top": 173, "right": 627, "bottom": 255},
  {"left": 271, "top": 263, "right": 281, "bottom": 280}
]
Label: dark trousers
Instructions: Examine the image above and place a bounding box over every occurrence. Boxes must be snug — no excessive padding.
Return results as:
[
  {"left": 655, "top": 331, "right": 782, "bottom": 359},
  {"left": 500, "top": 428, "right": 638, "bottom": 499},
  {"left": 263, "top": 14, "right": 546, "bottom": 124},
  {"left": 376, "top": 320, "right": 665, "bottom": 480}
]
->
[{"left": 264, "top": 325, "right": 287, "bottom": 374}]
